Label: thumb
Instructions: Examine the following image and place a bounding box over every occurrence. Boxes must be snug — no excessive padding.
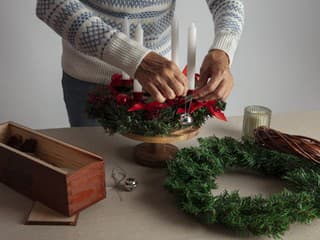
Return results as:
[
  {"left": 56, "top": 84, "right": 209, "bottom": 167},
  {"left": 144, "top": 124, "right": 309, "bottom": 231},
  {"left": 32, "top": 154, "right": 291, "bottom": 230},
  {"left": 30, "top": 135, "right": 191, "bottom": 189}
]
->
[
  {"left": 197, "top": 66, "right": 209, "bottom": 89},
  {"left": 194, "top": 72, "right": 222, "bottom": 99}
]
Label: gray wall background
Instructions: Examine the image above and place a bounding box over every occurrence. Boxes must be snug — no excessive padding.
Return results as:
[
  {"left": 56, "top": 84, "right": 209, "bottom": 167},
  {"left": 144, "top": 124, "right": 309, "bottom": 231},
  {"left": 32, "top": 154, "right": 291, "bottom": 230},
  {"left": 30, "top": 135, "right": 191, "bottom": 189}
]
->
[{"left": 0, "top": 1, "right": 319, "bottom": 129}]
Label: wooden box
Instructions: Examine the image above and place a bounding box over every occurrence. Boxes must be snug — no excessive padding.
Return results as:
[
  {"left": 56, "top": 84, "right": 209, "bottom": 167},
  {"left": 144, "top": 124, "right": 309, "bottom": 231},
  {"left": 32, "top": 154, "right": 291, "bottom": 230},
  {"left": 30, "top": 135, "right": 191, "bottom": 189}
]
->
[{"left": 0, "top": 121, "right": 106, "bottom": 216}]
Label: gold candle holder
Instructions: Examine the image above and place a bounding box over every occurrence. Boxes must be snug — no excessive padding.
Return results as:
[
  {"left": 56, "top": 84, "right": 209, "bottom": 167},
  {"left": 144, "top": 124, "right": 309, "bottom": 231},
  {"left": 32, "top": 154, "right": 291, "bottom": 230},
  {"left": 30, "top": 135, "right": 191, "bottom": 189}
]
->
[{"left": 242, "top": 105, "right": 272, "bottom": 139}]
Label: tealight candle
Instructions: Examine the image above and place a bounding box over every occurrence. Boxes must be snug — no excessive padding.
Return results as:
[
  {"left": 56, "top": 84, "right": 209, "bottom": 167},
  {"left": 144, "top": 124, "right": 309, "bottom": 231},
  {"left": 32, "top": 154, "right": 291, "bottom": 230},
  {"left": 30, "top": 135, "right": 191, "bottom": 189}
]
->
[{"left": 242, "top": 105, "right": 272, "bottom": 139}]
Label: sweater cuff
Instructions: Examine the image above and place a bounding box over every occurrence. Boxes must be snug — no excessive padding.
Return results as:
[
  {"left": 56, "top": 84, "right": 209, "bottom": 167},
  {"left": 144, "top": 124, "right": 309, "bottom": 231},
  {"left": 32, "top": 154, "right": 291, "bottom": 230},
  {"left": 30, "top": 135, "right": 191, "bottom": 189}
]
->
[
  {"left": 210, "top": 32, "right": 239, "bottom": 65},
  {"left": 102, "top": 32, "right": 151, "bottom": 78}
]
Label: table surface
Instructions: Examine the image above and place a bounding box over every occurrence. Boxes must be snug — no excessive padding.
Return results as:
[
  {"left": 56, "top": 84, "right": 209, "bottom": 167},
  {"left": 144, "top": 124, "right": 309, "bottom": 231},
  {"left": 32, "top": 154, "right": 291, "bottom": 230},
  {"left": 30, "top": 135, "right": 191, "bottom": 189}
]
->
[{"left": 1, "top": 111, "right": 320, "bottom": 240}]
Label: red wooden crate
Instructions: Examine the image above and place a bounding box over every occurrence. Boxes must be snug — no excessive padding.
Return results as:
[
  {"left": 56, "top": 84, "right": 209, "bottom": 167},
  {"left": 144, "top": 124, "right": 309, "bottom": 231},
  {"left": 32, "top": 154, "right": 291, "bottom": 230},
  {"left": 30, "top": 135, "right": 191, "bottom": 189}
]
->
[{"left": 0, "top": 121, "right": 106, "bottom": 216}]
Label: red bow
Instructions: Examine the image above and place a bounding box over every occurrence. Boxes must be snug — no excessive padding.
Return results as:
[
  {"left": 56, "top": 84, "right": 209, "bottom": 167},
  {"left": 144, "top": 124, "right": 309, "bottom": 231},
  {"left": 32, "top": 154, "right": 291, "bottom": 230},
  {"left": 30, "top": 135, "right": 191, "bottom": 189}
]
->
[
  {"left": 182, "top": 65, "right": 188, "bottom": 76},
  {"left": 116, "top": 94, "right": 131, "bottom": 105},
  {"left": 133, "top": 92, "right": 144, "bottom": 102},
  {"left": 177, "top": 100, "right": 227, "bottom": 121},
  {"left": 182, "top": 65, "right": 200, "bottom": 82},
  {"left": 110, "top": 73, "right": 133, "bottom": 88},
  {"left": 128, "top": 101, "right": 168, "bottom": 112}
]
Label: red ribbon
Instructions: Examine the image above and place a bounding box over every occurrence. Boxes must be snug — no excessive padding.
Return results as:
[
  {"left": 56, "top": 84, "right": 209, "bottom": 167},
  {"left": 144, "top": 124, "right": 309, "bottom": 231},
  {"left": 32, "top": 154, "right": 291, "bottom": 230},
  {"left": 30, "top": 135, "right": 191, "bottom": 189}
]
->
[
  {"left": 109, "top": 73, "right": 226, "bottom": 121},
  {"left": 133, "top": 92, "right": 144, "bottom": 102},
  {"left": 177, "top": 99, "right": 227, "bottom": 121},
  {"left": 128, "top": 101, "right": 168, "bottom": 112},
  {"left": 110, "top": 73, "right": 133, "bottom": 88},
  {"left": 182, "top": 65, "right": 188, "bottom": 76},
  {"left": 116, "top": 94, "right": 131, "bottom": 105},
  {"left": 182, "top": 65, "right": 200, "bottom": 82},
  {"left": 108, "top": 73, "right": 134, "bottom": 101}
]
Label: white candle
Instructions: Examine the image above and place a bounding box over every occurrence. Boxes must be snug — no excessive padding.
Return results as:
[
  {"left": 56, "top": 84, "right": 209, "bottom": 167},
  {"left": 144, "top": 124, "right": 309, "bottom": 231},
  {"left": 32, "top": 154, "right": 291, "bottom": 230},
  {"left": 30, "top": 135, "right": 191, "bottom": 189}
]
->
[
  {"left": 133, "top": 81, "right": 142, "bottom": 93},
  {"left": 122, "top": 17, "right": 131, "bottom": 80},
  {"left": 187, "top": 23, "right": 197, "bottom": 90},
  {"left": 135, "top": 23, "right": 143, "bottom": 45},
  {"left": 171, "top": 16, "right": 179, "bottom": 67},
  {"left": 123, "top": 16, "right": 130, "bottom": 37},
  {"left": 134, "top": 24, "right": 143, "bottom": 92}
]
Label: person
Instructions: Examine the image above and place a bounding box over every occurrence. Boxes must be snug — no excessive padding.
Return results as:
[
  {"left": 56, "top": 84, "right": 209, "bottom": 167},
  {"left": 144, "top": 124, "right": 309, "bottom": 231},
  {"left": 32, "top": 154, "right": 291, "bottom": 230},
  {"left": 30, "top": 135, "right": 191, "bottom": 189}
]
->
[{"left": 36, "top": 0, "right": 244, "bottom": 127}]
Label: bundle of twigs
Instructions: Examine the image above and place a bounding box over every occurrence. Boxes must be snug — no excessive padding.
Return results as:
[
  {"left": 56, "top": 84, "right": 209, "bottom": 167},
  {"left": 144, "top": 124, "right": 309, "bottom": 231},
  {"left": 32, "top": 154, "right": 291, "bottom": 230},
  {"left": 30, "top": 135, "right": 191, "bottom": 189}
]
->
[{"left": 254, "top": 126, "right": 320, "bottom": 164}]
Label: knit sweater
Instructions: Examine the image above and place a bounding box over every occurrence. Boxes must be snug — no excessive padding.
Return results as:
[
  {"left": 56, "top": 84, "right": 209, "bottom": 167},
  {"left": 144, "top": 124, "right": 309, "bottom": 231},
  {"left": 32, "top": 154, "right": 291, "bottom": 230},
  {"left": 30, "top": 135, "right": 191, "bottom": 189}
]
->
[{"left": 36, "top": 0, "right": 244, "bottom": 84}]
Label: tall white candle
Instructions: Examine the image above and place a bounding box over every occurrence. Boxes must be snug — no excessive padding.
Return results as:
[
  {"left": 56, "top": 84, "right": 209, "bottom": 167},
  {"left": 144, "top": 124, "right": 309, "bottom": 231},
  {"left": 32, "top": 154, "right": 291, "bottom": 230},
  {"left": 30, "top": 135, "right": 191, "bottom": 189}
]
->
[
  {"left": 135, "top": 23, "right": 143, "bottom": 45},
  {"left": 134, "top": 24, "right": 143, "bottom": 92},
  {"left": 122, "top": 17, "right": 131, "bottom": 80},
  {"left": 123, "top": 16, "right": 130, "bottom": 37},
  {"left": 187, "top": 23, "right": 197, "bottom": 90},
  {"left": 171, "top": 16, "right": 179, "bottom": 67}
]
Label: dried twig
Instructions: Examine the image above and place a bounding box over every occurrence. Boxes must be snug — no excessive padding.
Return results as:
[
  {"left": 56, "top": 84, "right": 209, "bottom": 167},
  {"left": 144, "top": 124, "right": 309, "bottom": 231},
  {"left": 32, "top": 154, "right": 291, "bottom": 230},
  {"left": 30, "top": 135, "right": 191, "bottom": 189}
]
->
[{"left": 254, "top": 126, "right": 320, "bottom": 164}]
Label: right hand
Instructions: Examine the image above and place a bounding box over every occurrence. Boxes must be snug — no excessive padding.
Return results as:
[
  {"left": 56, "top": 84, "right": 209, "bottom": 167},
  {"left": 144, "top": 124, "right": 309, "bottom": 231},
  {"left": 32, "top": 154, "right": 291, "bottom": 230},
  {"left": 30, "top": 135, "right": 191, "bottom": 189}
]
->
[{"left": 134, "top": 52, "right": 188, "bottom": 102}]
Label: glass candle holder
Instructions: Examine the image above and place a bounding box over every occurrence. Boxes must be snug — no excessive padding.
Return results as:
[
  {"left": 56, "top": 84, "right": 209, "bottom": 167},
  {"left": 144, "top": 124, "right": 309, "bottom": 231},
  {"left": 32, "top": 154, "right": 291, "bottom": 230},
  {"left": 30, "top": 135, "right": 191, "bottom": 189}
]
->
[{"left": 242, "top": 105, "right": 272, "bottom": 139}]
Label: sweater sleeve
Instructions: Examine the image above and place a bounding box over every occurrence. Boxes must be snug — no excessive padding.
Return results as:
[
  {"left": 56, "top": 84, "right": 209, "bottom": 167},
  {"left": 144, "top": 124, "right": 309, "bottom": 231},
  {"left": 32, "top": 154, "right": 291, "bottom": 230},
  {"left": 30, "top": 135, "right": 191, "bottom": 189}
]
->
[
  {"left": 206, "top": 0, "right": 245, "bottom": 65},
  {"left": 36, "top": 0, "right": 151, "bottom": 77}
]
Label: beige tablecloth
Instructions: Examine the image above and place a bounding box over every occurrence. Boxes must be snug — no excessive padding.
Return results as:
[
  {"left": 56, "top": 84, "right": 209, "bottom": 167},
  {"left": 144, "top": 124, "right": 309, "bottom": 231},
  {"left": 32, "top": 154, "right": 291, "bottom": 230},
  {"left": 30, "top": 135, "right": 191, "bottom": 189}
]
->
[{"left": 1, "top": 111, "right": 320, "bottom": 240}]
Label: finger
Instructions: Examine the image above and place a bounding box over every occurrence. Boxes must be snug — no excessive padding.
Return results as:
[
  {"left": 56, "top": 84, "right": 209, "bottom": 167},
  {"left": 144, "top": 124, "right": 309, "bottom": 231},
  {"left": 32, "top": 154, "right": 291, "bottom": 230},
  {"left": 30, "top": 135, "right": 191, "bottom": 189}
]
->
[
  {"left": 174, "top": 71, "right": 189, "bottom": 94},
  {"left": 222, "top": 94, "right": 228, "bottom": 102},
  {"left": 164, "top": 61, "right": 183, "bottom": 83},
  {"left": 193, "top": 73, "right": 223, "bottom": 99},
  {"left": 198, "top": 68, "right": 210, "bottom": 89},
  {"left": 199, "top": 81, "right": 226, "bottom": 101},
  {"left": 143, "top": 83, "right": 166, "bottom": 102},
  {"left": 163, "top": 63, "right": 187, "bottom": 97},
  {"left": 222, "top": 88, "right": 232, "bottom": 101},
  {"left": 155, "top": 79, "right": 176, "bottom": 100},
  {"left": 220, "top": 73, "right": 233, "bottom": 101},
  {"left": 167, "top": 77, "right": 185, "bottom": 97}
]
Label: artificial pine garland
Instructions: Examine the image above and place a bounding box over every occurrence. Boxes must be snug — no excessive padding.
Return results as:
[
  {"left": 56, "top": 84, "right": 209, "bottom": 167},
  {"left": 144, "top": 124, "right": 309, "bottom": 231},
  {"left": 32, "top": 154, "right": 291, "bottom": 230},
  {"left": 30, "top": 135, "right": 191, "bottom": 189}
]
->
[
  {"left": 86, "top": 73, "right": 226, "bottom": 136},
  {"left": 165, "top": 136, "right": 320, "bottom": 239}
]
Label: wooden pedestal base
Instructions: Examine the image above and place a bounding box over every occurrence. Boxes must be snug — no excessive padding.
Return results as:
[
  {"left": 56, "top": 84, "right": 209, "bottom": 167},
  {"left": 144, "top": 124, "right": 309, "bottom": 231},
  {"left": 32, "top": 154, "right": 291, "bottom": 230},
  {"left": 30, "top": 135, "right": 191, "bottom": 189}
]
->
[
  {"left": 134, "top": 143, "right": 178, "bottom": 168},
  {"left": 123, "top": 127, "right": 200, "bottom": 168}
]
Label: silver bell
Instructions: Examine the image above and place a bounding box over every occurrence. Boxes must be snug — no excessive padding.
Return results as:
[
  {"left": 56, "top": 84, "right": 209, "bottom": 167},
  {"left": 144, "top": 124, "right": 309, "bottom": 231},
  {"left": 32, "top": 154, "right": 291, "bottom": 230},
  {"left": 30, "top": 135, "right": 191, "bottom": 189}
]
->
[
  {"left": 179, "top": 113, "right": 193, "bottom": 125},
  {"left": 124, "top": 177, "right": 138, "bottom": 191}
]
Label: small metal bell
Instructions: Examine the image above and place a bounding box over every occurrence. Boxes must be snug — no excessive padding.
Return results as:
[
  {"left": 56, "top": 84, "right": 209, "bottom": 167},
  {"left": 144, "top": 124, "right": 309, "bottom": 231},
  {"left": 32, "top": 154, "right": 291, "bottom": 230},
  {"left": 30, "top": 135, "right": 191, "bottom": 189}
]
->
[
  {"left": 124, "top": 177, "right": 138, "bottom": 191},
  {"left": 179, "top": 113, "right": 193, "bottom": 125}
]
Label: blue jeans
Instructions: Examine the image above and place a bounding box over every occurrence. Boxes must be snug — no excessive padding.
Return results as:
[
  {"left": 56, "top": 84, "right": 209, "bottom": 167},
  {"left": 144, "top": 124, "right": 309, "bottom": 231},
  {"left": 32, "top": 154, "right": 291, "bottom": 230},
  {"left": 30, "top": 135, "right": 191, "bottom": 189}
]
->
[{"left": 62, "top": 72, "right": 100, "bottom": 127}]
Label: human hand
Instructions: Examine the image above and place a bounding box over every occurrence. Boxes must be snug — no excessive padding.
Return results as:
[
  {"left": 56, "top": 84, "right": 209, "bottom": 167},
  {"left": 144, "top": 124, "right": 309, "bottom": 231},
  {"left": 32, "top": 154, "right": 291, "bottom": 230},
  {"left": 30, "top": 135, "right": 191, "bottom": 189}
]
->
[
  {"left": 134, "top": 52, "right": 188, "bottom": 102},
  {"left": 193, "top": 49, "right": 233, "bottom": 101}
]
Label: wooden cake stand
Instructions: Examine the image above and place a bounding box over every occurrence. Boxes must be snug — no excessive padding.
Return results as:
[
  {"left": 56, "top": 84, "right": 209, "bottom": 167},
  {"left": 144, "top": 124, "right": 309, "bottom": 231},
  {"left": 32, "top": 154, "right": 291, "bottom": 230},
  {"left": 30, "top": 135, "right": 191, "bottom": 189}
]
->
[{"left": 122, "top": 127, "right": 200, "bottom": 168}]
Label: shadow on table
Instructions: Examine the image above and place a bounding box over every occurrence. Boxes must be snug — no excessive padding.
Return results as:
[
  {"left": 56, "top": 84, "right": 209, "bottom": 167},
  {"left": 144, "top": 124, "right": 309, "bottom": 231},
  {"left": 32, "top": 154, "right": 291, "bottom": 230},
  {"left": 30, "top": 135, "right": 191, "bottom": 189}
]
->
[
  {"left": 0, "top": 184, "right": 32, "bottom": 224},
  {"left": 133, "top": 171, "right": 258, "bottom": 239},
  {"left": 114, "top": 145, "right": 135, "bottom": 165},
  {"left": 210, "top": 124, "right": 242, "bottom": 139}
]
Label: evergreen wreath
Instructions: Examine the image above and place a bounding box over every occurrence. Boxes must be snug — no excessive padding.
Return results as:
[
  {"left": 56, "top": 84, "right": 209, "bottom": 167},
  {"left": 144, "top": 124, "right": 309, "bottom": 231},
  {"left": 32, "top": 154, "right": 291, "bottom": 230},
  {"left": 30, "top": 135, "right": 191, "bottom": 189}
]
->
[
  {"left": 165, "top": 136, "right": 320, "bottom": 239},
  {"left": 86, "top": 73, "right": 226, "bottom": 136}
]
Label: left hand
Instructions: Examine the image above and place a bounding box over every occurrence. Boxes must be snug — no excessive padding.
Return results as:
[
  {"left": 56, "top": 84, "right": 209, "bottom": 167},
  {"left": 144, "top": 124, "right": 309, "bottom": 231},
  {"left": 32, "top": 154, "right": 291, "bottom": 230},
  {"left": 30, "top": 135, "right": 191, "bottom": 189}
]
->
[{"left": 193, "top": 49, "right": 233, "bottom": 101}]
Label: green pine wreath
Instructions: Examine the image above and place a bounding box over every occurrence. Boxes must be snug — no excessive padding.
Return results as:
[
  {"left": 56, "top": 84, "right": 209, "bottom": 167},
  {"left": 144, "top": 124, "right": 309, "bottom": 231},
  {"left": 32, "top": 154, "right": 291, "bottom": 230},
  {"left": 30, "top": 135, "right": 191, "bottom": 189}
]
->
[{"left": 165, "top": 136, "right": 320, "bottom": 239}]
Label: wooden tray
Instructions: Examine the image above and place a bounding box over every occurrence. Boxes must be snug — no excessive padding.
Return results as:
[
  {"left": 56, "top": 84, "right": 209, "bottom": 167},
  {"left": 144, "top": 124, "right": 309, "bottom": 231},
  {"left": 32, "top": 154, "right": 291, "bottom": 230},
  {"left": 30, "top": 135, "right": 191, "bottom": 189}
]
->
[
  {"left": 0, "top": 121, "right": 106, "bottom": 216},
  {"left": 25, "top": 201, "right": 79, "bottom": 226}
]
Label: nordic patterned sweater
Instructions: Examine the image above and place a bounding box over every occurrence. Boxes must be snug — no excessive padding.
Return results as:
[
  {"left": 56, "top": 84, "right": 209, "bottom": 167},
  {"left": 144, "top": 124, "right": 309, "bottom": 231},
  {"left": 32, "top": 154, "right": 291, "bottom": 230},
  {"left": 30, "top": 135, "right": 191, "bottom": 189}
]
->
[{"left": 36, "top": 0, "right": 244, "bottom": 84}]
